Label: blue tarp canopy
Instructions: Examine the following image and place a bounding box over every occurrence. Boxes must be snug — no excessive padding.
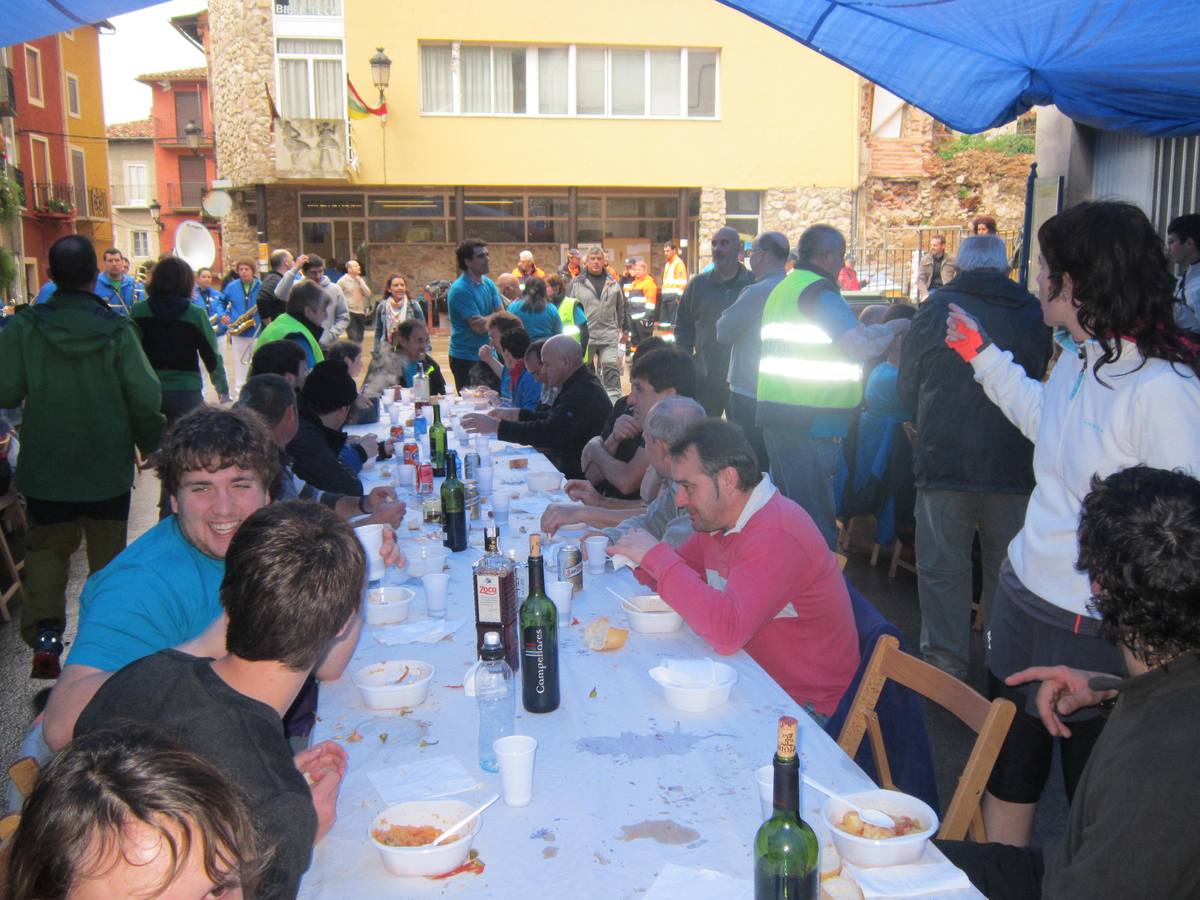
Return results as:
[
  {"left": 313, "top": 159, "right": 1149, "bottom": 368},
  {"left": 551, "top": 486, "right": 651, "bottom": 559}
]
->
[
  {"left": 717, "top": 0, "right": 1200, "bottom": 137},
  {"left": 3, "top": 1, "right": 164, "bottom": 46}
]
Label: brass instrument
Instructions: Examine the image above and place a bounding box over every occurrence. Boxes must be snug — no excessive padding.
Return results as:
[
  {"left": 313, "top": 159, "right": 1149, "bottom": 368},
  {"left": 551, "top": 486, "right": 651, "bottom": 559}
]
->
[{"left": 228, "top": 305, "right": 258, "bottom": 336}]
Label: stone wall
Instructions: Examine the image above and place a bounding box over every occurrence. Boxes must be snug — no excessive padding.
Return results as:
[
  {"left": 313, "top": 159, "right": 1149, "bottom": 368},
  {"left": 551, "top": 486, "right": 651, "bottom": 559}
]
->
[
  {"left": 358, "top": 243, "right": 561, "bottom": 296},
  {"left": 207, "top": 0, "right": 276, "bottom": 189},
  {"left": 221, "top": 203, "right": 258, "bottom": 268},
  {"left": 695, "top": 186, "right": 854, "bottom": 266},
  {"left": 696, "top": 187, "right": 726, "bottom": 267}
]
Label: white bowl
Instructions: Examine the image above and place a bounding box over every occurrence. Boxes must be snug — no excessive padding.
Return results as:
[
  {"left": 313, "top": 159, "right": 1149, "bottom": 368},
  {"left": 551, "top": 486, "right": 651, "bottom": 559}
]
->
[
  {"left": 527, "top": 470, "right": 562, "bottom": 493},
  {"left": 352, "top": 660, "right": 434, "bottom": 710},
  {"left": 364, "top": 587, "right": 415, "bottom": 626},
  {"left": 623, "top": 594, "right": 684, "bottom": 634},
  {"left": 401, "top": 542, "right": 450, "bottom": 577},
  {"left": 369, "top": 799, "right": 480, "bottom": 877},
  {"left": 648, "top": 661, "right": 737, "bottom": 712},
  {"left": 821, "top": 788, "right": 938, "bottom": 868}
]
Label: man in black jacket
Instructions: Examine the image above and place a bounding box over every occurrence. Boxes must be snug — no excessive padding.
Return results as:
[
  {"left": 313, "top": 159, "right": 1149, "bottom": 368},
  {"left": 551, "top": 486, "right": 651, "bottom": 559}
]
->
[
  {"left": 897, "top": 235, "right": 1051, "bottom": 679},
  {"left": 462, "top": 334, "right": 612, "bottom": 479},
  {"left": 287, "top": 361, "right": 369, "bottom": 497},
  {"left": 257, "top": 248, "right": 295, "bottom": 326}
]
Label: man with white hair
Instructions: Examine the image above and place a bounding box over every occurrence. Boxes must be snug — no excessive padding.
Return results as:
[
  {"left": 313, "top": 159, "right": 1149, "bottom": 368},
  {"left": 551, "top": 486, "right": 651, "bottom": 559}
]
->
[
  {"left": 897, "top": 235, "right": 1052, "bottom": 679},
  {"left": 336, "top": 260, "right": 372, "bottom": 342},
  {"left": 512, "top": 250, "right": 545, "bottom": 284}
]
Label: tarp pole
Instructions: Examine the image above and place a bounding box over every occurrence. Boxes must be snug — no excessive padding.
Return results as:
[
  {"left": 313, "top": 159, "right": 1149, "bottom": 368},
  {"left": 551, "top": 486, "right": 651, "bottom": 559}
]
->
[{"left": 1019, "top": 162, "right": 1037, "bottom": 286}]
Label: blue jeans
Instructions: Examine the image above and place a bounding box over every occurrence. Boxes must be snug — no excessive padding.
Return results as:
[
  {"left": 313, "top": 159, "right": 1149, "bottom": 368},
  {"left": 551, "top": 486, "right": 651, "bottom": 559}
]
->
[{"left": 762, "top": 428, "right": 840, "bottom": 551}]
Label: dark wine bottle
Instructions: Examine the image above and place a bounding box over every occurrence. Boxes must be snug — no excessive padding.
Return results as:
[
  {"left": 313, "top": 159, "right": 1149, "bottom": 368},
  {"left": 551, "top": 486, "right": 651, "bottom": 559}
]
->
[
  {"left": 441, "top": 450, "right": 468, "bottom": 552},
  {"left": 430, "top": 404, "right": 447, "bottom": 477},
  {"left": 519, "top": 533, "right": 559, "bottom": 713},
  {"left": 754, "top": 716, "right": 818, "bottom": 899}
]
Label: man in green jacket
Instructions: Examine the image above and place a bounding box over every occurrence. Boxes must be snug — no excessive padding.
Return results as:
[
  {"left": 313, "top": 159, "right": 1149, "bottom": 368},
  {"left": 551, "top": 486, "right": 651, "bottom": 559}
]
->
[{"left": 0, "top": 236, "right": 165, "bottom": 678}]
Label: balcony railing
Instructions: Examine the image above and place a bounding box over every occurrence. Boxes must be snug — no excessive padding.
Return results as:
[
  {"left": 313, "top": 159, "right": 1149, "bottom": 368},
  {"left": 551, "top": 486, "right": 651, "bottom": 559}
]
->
[
  {"left": 110, "top": 183, "right": 151, "bottom": 207},
  {"left": 86, "top": 187, "right": 108, "bottom": 220},
  {"left": 166, "top": 181, "right": 207, "bottom": 210},
  {"left": 30, "top": 182, "right": 76, "bottom": 216},
  {"left": 153, "top": 117, "right": 215, "bottom": 147}
]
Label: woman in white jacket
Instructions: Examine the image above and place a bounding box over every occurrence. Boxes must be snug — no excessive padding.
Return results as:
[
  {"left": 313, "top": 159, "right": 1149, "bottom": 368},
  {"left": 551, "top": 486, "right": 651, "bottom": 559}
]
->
[{"left": 945, "top": 201, "right": 1200, "bottom": 846}]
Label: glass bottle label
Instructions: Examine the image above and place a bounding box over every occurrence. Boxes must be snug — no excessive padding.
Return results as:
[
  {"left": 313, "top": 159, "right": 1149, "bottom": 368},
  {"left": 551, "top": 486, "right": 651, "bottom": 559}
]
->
[{"left": 476, "top": 573, "right": 502, "bottom": 622}]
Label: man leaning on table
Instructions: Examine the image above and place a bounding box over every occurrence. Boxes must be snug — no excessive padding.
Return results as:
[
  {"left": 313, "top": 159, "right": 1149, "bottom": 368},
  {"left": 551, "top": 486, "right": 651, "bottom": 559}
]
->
[
  {"left": 611, "top": 418, "right": 858, "bottom": 720},
  {"left": 939, "top": 466, "right": 1200, "bottom": 900},
  {"left": 39, "top": 406, "right": 402, "bottom": 752},
  {"left": 75, "top": 501, "right": 361, "bottom": 900}
]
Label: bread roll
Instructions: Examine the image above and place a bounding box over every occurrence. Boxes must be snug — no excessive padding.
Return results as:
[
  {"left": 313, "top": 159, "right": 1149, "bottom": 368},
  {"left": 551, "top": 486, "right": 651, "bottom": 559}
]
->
[
  {"left": 584, "top": 616, "right": 629, "bottom": 651},
  {"left": 820, "top": 842, "right": 842, "bottom": 881},
  {"left": 819, "top": 876, "right": 863, "bottom": 900}
]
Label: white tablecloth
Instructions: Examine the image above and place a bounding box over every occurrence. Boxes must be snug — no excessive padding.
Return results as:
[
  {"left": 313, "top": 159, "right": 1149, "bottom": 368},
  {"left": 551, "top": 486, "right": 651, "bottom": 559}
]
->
[{"left": 299, "top": 410, "right": 982, "bottom": 899}]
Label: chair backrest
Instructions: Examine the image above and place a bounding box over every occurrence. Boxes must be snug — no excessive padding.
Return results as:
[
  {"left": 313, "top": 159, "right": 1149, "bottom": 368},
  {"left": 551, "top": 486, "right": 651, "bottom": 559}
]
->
[
  {"left": 824, "top": 581, "right": 940, "bottom": 812},
  {"left": 838, "top": 634, "right": 1016, "bottom": 841},
  {"left": 7, "top": 758, "right": 38, "bottom": 807}
]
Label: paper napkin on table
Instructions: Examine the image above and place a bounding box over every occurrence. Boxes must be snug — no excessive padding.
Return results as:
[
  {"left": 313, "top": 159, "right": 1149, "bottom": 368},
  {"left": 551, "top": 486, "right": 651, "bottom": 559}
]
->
[
  {"left": 610, "top": 553, "right": 636, "bottom": 571},
  {"left": 372, "top": 618, "right": 466, "bottom": 645},
  {"left": 366, "top": 755, "right": 481, "bottom": 805},
  {"left": 644, "top": 863, "right": 752, "bottom": 900},
  {"left": 844, "top": 861, "right": 972, "bottom": 897}
]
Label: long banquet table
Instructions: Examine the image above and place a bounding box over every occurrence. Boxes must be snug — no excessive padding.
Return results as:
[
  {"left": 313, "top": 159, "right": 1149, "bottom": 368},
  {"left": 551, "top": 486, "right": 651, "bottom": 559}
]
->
[{"left": 299, "top": 403, "right": 982, "bottom": 899}]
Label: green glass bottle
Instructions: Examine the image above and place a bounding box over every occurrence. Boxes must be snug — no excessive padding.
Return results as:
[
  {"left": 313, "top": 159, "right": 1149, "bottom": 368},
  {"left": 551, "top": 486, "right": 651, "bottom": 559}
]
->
[
  {"left": 754, "top": 716, "right": 818, "bottom": 899},
  {"left": 519, "top": 533, "right": 559, "bottom": 713},
  {"left": 441, "top": 450, "right": 467, "bottom": 552},
  {"left": 430, "top": 403, "right": 448, "bottom": 477}
]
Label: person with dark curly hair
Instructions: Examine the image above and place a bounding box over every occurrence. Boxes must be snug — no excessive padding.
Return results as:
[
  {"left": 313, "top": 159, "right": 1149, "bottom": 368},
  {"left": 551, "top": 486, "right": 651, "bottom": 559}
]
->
[
  {"left": 945, "top": 200, "right": 1200, "bottom": 845},
  {"left": 940, "top": 466, "right": 1200, "bottom": 900}
]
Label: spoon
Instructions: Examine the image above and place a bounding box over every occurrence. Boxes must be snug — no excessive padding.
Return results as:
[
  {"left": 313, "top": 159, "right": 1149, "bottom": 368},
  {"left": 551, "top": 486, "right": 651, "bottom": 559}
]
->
[
  {"left": 606, "top": 586, "right": 628, "bottom": 604},
  {"left": 431, "top": 793, "right": 500, "bottom": 846},
  {"left": 801, "top": 775, "right": 895, "bottom": 830}
]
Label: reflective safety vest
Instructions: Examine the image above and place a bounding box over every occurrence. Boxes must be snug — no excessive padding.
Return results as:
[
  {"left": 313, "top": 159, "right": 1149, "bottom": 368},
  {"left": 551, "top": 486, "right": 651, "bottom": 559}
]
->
[
  {"left": 662, "top": 257, "right": 687, "bottom": 296},
  {"left": 756, "top": 269, "right": 862, "bottom": 410},
  {"left": 255, "top": 312, "right": 325, "bottom": 365},
  {"left": 559, "top": 297, "right": 582, "bottom": 340}
]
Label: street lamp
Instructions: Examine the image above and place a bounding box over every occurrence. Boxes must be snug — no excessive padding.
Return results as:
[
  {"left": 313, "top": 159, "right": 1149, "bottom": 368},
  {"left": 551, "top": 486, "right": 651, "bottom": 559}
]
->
[
  {"left": 370, "top": 47, "right": 392, "bottom": 182},
  {"left": 148, "top": 198, "right": 163, "bottom": 232},
  {"left": 184, "top": 119, "right": 202, "bottom": 155}
]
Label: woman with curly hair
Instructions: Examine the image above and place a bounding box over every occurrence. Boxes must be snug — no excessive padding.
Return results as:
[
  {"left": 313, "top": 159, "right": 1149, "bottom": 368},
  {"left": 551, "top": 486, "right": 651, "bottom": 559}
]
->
[{"left": 944, "top": 200, "right": 1200, "bottom": 846}]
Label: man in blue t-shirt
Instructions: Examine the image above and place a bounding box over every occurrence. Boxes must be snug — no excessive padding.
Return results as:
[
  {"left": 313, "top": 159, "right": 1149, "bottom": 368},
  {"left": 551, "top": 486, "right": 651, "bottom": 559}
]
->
[
  {"left": 447, "top": 239, "right": 503, "bottom": 392},
  {"left": 93, "top": 248, "right": 139, "bottom": 314}
]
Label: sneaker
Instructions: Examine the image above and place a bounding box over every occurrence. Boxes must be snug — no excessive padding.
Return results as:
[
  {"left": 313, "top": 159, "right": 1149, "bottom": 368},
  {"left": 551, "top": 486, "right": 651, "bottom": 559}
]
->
[{"left": 31, "top": 623, "right": 64, "bottom": 680}]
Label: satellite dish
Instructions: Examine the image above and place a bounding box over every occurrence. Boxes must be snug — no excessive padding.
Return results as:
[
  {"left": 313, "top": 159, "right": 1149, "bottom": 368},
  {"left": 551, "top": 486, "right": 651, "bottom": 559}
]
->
[
  {"left": 202, "top": 189, "right": 233, "bottom": 219},
  {"left": 175, "top": 220, "right": 216, "bottom": 272}
]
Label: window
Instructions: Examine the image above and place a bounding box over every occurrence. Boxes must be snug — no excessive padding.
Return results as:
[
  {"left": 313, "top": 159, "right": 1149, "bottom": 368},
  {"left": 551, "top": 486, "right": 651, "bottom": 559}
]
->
[
  {"left": 174, "top": 90, "right": 203, "bottom": 141},
  {"left": 274, "top": 0, "right": 342, "bottom": 14},
  {"left": 24, "top": 46, "right": 43, "bottom": 106},
  {"left": 70, "top": 148, "right": 87, "bottom": 216},
  {"left": 132, "top": 230, "right": 150, "bottom": 257},
  {"left": 725, "top": 190, "right": 760, "bottom": 241},
  {"left": 419, "top": 43, "right": 718, "bottom": 118},
  {"left": 277, "top": 38, "right": 344, "bottom": 119},
  {"left": 65, "top": 73, "right": 80, "bottom": 117},
  {"left": 124, "top": 163, "right": 148, "bottom": 206}
]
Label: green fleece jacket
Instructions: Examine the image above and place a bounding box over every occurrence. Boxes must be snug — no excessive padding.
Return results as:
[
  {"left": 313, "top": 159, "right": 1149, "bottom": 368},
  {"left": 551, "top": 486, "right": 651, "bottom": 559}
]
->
[{"left": 0, "top": 290, "right": 166, "bottom": 502}]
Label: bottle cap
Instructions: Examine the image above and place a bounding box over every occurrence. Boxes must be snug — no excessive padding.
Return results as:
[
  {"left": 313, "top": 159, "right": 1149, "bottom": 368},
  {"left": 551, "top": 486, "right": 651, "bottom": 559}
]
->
[{"left": 483, "top": 631, "right": 500, "bottom": 647}]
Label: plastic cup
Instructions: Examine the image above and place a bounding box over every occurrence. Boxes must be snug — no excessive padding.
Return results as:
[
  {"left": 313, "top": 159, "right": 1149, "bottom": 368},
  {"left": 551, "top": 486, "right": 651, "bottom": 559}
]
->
[
  {"left": 421, "top": 406, "right": 434, "bottom": 426},
  {"left": 477, "top": 466, "right": 494, "bottom": 492},
  {"left": 548, "top": 580, "right": 573, "bottom": 627},
  {"left": 400, "top": 387, "right": 413, "bottom": 403},
  {"left": 756, "top": 765, "right": 774, "bottom": 819},
  {"left": 494, "top": 735, "right": 538, "bottom": 807},
  {"left": 584, "top": 536, "right": 610, "bottom": 575},
  {"left": 422, "top": 573, "right": 450, "bottom": 618},
  {"left": 397, "top": 464, "right": 416, "bottom": 489},
  {"left": 492, "top": 492, "right": 510, "bottom": 526},
  {"left": 354, "top": 524, "right": 386, "bottom": 582},
  {"left": 388, "top": 405, "right": 401, "bottom": 426}
]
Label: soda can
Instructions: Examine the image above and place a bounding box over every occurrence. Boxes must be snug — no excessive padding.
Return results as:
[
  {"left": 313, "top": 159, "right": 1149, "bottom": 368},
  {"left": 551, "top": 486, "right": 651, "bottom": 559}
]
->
[
  {"left": 464, "top": 451, "right": 482, "bottom": 482},
  {"left": 390, "top": 425, "right": 405, "bottom": 442},
  {"left": 413, "top": 416, "right": 428, "bottom": 439},
  {"left": 402, "top": 441, "right": 420, "bottom": 466},
  {"left": 557, "top": 544, "right": 584, "bottom": 593},
  {"left": 464, "top": 482, "right": 481, "bottom": 520},
  {"left": 416, "top": 462, "right": 434, "bottom": 494}
]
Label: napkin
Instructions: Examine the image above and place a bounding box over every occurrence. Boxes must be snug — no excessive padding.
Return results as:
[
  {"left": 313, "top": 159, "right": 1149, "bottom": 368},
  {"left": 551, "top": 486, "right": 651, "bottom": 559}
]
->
[
  {"left": 643, "top": 863, "right": 752, "bottom": 900},
  {"left": 611, "top": 553, "right": 636, "bottom": 571},
  {"left": 372, "top": 618, "right": 466, "bottom": 645},
  {"left": 366, "top": 755, "right": 481, "bottom": 806},
  {"left": 655, "top": 658, "right": 720, "bottom": 687},
  {"left": 844, "top": 861, "right": 972, "bottom": 897}
]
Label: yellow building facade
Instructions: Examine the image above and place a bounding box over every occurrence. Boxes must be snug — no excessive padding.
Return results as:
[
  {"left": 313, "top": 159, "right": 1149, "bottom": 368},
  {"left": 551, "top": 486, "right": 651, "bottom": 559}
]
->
[
  {"left": 59, "top": 27, "right": 114, "bottom": 254},
  {"left": 207, "top": 0, "right": 861, "bottom": 290}
]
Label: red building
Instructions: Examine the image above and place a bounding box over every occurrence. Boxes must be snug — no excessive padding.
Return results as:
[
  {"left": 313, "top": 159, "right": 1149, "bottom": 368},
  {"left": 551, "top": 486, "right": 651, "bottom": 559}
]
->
[{"left": 136, "top": 67, "right": 221, "bottom": 270}]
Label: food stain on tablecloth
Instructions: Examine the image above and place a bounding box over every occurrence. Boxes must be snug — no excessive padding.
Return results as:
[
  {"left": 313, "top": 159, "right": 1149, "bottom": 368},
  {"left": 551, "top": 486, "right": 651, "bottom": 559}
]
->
[
  {"left": 575, "top": 725, "right": 727, "bottom": 763},
  {"left": 619, "top": 820, "right": 701, "bottom": 845}
]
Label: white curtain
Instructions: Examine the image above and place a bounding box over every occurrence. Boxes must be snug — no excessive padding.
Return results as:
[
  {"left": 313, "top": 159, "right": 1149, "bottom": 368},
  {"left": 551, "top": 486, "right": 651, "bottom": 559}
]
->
[
  {"left": 688, "top": 50, "right": 717, "bottom": 117},
  {"left": 420, "top": 45, "right": 453, "bottom": 113},
  {"left": 538, "top": 47, "right": 567, "bottom": 114},
  {"left": 576, "top": 47, "right": 605, "bottom": 115},
  {"left": 611, "top": 49, "right": 644, "bottom": 116},
  {"left": 649, "top": 49, "right": 680, "bottom": 116},
  {"left": 279, "top": 59, "right": 309, "bottom": 119},
  {"left": 494, "top": 48, "right": 514, "bottom": 114},
  {"left": 277, "top": 39, "right": 342, "bottom": 119},
  {"left": 313, "top": 59, "right": 342, "bottom": 119},
  {"left": 461, "top": 45, "right": 492, "bottom": 114}
]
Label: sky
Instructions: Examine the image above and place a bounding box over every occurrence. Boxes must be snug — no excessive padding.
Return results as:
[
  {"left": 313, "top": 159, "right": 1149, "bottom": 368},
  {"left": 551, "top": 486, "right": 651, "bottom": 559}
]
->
[{"left": 99, "top": 0, "right": 208, "bottom": 126}]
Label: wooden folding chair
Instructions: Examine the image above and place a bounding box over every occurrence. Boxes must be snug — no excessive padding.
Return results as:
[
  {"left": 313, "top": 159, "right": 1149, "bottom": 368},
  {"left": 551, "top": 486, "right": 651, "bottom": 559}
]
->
[
  {"left": 836, "top": 635, "right": 1015, "bottom": 841},
  {"left": 0, "top": 492, "right": 26, "bottom": 623},
  {"left": 7, "top": 758, "right": 38, "bottom": 805}
]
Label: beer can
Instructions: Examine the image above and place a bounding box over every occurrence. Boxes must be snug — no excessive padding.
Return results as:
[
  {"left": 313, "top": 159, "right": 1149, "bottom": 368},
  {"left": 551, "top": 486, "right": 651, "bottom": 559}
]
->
[
  {"left": 416, "top": 462, "right": 434, "bottom": 494},
  {"left": 464, "top": 482, "right": 481, "bottom": 520},
  {"left": 402, "top": 441, "right": 420, "bottom": 466},
  {"left": 557, "top": 544, "right": 584, "bottom": 593},
  {"left": 508, "top": 549, "right": 529, "bottom": 598},
  {"left": 464, "top": 451, "right": 482, "bottom": 482}
]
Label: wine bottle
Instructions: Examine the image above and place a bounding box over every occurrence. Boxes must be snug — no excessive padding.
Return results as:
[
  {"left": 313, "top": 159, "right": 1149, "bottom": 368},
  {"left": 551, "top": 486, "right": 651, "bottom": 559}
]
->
[
  {"left": 519, "top": 533, "right": 559, "bottom": 713},
  {"left": 430, "top": 403, "right": 447, "bottom": 477},
  {"left": 441, "top": 450, "right": 468, "bottom": 552},
  {"left": 754, "top": 716, "right": 818, "bottom": 899}
]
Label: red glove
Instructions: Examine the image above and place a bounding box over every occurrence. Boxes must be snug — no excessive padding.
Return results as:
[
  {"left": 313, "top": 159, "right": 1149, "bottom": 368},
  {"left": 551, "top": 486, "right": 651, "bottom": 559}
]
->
[{"left": 947, "top": 319, "right": 985, "bottom": 362}]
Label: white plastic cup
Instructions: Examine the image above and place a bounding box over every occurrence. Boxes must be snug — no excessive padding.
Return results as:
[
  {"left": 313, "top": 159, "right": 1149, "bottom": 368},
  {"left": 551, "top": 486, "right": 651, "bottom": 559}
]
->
[
  {"left": 584, "top": 536, "right": 610, "bottom": 575},
  {"left": 477, "top": 466, "right": 494, "bottom": 492},
  {"left": 492, "top": 492, "right": 510, "bottom": 526},
  {"left": 494, "top": 735, "right": 538, "bottom": 807},
  {"left": 388, "top": 405, "right": 401, "bottom": 426},
  {"left": 354, "top": 524, "right": 386, "bottom": 582},
  {"left": 397, "top": 464, "right": 416, "bottom": 489},
  {"left": 547, "top": 580, "right": 573, "bottom": 628},
  {"left": 400, "top": 387, "right": 413, "bottom": 403},
  {"left": 422, "top": 572, "right": 450, "bottom": 618},
  {"left": 421, "top": 406, "right": 434, "bottom": 426},
  {"left": 756, "top": 764, "right": 774, "bottom": 819}
]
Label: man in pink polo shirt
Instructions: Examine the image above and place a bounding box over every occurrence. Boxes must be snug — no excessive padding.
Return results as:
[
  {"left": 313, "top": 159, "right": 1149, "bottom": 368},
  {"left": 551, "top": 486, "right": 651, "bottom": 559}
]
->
[{"left": 611, "top": 418, "right": 858, "bottom": 718}]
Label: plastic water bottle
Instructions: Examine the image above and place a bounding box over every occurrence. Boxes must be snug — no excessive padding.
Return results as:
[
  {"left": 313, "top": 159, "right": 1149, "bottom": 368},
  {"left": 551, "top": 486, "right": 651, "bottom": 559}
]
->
[{"left": 477, "top": 631, "right": 515, "bottom": 772}]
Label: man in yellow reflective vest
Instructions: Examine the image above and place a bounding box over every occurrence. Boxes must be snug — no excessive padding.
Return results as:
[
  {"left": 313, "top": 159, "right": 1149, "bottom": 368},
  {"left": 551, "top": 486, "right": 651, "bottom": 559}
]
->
[
  {"left": 755, "top": 225, "right": 911, "bottom": 549},
  {"left": 659, "top": 240, "right": 688, "bottom": 340}
]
